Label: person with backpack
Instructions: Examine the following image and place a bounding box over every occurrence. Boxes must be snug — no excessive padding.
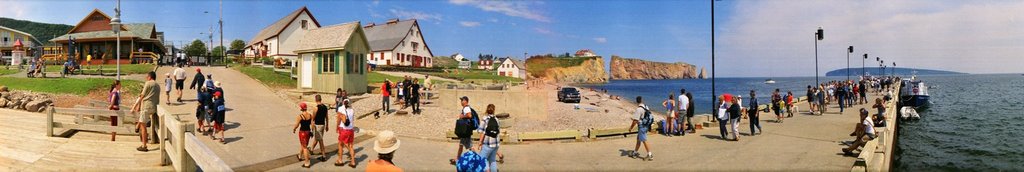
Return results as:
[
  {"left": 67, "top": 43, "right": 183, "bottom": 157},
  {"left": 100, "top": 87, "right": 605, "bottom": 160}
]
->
[
  {"left": 747, "top": 90, "right": 762, "bottom": 135},
  {"left": 336, "top": 99, "right": 357, "bottom": 168},
  {"left": 627, "top": 96, "right": 653, "bottom": 161},
  {"left": 477, "top": 104, "right": 501, "bottom": 172},
  {"left": 451, "top": 96, "right": 478, "bottom": 165}
]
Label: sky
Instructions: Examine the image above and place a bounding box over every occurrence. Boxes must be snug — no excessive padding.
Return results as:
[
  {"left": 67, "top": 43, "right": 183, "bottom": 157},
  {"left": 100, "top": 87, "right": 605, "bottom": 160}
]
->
[{"left": 1, "top": 0, "right": 1021, "bottom": 77}]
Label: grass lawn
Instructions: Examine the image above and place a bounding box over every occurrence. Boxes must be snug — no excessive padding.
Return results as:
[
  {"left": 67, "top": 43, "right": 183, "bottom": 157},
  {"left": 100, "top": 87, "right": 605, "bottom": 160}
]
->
[
  {"left": 368, "top": 71, "right": 406, "bottom": 85},
  {"left": 421, "top": 70, "right": 523, "bottom": 83},
  {"left": 232, "top": 65, "right": 295, "bottom": 88},
  {"left": 0, "top": 77, "right": 142, "bottom": 96},
  {"left": 45, "top": 64, "right": 156, "bottom": 75},
  {"left": 0, "top": 68, "right": 17, "bottom": 75}
]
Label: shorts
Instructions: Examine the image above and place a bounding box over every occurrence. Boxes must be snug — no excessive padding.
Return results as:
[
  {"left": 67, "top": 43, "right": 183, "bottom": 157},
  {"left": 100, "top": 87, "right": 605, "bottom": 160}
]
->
[
  {"left": 637, "top": 128, "right": 649, "bottom": 142},
  {"left": 175, "top": 79, "right": 185, "bottom": 90},
  {"left": 214, "top": 122, "right": 224, "bottom": 131},
  {"left": 338, "top": 128, "right": 354, "bottom": 145},
  {"left": 298, "top": 131, "right": 311, "bottom": 146},
  {"left": 139, "top": 109, "right": 154, "bottom": 123},
  {"left": 459, "top": 137, "right": 473, "bottom": 149},
  {"left": 196, "top": 107, "right": 206, "bottom": 121},
  {"left": 313, "top": 125, "right": 326, "bottom": 142}
]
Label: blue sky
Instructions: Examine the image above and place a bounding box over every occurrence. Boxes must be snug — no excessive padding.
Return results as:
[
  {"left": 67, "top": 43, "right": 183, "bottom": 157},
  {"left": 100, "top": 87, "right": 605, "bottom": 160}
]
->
[{"left": 3, "top": 0, "right": 1021, "bottom": 77}]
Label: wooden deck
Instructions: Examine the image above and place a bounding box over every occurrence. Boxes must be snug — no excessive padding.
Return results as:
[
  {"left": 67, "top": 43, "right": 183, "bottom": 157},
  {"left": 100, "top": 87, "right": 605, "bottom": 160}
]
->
[{"left": 0, "top": 109, "right": 172, "bottom": 171}]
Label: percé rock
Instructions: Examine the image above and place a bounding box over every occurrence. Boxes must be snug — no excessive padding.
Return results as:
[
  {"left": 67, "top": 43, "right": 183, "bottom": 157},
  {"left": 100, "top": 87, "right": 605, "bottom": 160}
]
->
[
  {"left": 541, "top": 57, "right": 609, "bottom": 84},
  {"left": 609, "top": 56, "right": 699, "bottom": 80},
  {"left": 698, "top": 67, "right": 707, "bottom": 79}
]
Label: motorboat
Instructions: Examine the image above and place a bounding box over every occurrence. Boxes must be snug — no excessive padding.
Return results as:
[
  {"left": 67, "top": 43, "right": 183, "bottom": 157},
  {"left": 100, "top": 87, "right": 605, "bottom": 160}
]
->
[
  {"left": 900, "top": 106, "right": 920, "bottom": 120},
  {"left": 764, "top": 79, "right": 776, "bottom": 84},
  {"left": 899, "top": 75, "right": 931, "bottom": 108}
]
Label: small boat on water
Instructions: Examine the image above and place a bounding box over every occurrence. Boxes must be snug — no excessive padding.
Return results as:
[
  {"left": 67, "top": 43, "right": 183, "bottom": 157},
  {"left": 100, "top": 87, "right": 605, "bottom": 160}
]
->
[
  {"left": 900, "top": 106, "right": 921, "bottom": 120},
  {"left": 899, "top": 74, "right": 931, "bottom": 109},
  {"left": 764, "top": 79, "right": 776, "bottom": 84}
]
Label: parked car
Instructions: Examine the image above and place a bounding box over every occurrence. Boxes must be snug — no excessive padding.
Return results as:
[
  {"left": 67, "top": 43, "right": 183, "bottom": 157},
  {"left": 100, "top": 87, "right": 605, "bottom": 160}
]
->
[{"left": 558, "top": 87, "right": 581, "bottom": 103}]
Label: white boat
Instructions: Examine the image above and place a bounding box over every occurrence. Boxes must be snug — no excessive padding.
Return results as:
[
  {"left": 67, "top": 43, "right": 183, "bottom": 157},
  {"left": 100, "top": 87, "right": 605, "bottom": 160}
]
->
[
  {"left": 764, "top": 79, "right": 776, "bottom": 84},
  {"left": 900, "top": 106, "right": 920, "bottom": 120}
]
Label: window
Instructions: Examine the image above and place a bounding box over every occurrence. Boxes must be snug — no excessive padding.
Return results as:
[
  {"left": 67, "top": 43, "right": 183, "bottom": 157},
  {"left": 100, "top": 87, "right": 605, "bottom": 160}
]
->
[
  {"left": 301, "top": 20, "right": 308, "bottom": 30},
  {"left": 347, "top": 52, "right": 363, "bottom": 74},
  {"left": 412, "top": 42, "right": 419, "bottom": 52},
  {"left": 321, "top": 52, "right": 336, "bottom": 73}
]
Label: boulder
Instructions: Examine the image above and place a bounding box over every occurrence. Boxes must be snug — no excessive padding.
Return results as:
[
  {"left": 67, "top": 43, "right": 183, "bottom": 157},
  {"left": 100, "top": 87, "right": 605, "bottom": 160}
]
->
[
  {"left": 0, "top": 98, "right": 7, "bottom": 107},
  {"left": 25, "top": 99, "right": 53, "bottom": 112},
  {"left": 0, "top": 85, "right": 7, "bottom": 92}
]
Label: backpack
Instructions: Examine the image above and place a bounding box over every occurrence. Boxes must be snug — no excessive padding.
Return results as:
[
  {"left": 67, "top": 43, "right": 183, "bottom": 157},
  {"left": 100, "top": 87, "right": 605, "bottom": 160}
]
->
[
  {"left": 454, "top": 107, "right": 480, "bottom": 138},
  {"left": 639, "top": 106, "right": 653, "bottom": 129},
  {"left": 484, "top": 116, "right": 500, "bottom": 138}
]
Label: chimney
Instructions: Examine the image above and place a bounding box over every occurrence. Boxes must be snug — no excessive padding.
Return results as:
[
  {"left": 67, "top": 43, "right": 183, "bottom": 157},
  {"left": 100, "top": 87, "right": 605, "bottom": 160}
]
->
[
  {"left": 387, "top": 18, "right": 400, "bottom": 24},
  {"left": 365, "top": 22, "right": 376, "bottom": 28}
]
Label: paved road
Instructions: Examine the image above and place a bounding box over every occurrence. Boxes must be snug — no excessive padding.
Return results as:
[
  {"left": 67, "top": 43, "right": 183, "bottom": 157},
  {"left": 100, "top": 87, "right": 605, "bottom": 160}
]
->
[{"left": 271, "top": 90, "right": 893, "bottom": 171}]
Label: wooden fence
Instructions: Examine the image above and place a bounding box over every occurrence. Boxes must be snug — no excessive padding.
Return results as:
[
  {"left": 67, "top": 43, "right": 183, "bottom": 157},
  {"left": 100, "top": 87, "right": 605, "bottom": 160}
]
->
[
  {"left": 46, "top": 105, "right": 138, "bottom": 137},
  {"left": 157, "top": 106, "right": 233, "bottom": 172}
]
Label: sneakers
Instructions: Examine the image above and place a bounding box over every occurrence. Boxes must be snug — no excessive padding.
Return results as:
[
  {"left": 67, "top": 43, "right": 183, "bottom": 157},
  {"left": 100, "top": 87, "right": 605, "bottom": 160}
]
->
[{"left": 646, "top": 152, "right": 653, "bottom": 161}]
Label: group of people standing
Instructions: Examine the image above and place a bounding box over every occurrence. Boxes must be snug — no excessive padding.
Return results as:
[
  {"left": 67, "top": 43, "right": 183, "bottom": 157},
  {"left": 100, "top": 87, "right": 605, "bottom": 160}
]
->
[
  {"left": 380, "top": 75, "right": 431, "bottom": 115},
  {"left": 170, "top": 65, "right": 229, "bottom": 143},
  {"left": 293, "top": 89, "right": 360, "bottom": 169},
  {"left": 107, "top": 71, "right": 162, "bottom": 152}
]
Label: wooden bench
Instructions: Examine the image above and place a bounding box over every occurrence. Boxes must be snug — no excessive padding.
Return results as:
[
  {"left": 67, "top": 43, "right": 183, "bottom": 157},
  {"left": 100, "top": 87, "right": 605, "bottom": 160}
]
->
[
  {"left": 588, "top": 127, "right": 635, "bottom": 139},
  {"left": 46, "top": 105, "right": 139, "bottom": 137},
  {"left": 518, "top": 130, "right": 582, "bottom": 141}
]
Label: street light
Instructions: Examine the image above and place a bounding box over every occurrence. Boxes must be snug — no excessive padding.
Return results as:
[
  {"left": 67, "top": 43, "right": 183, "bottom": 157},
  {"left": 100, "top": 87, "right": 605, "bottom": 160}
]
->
[
  {"left": 892, "top": 62, "right": 896, "bottom": 77},
  {"left": 814, "top": 27, "right": 824, "bottom": 85},
  {"left": 110, "top": 0, "right": 122, "bottom": 80},
  {"left": 847, "top": 46, "right": 853, "bottom": 81},
  {"left": 862, "top": 53, "right": 867, "bottom": 77}
]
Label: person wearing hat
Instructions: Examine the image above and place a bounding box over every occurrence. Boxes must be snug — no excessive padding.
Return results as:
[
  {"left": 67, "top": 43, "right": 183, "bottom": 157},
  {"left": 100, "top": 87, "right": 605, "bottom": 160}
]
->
[
  {"left": 188, "top": 67, "right": 204, "bottom": 103},
  {"left": 212, "top": 90, "right": 226, "bottom": 143},
  {"left": 292, "top": 102, "right": 314, "bottom": 168},
  {"left": 451, "top": 96, "right": 475, "bottom": 165},
  {"left": 366, "top": 130, "right": 402, "bottom": 172}
]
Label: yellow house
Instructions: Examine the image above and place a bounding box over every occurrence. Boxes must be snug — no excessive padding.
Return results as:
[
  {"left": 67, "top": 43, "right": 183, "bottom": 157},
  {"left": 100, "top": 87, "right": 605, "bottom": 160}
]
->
[{"left": 294, "top": 21, "right": 370, "bottom": 94}]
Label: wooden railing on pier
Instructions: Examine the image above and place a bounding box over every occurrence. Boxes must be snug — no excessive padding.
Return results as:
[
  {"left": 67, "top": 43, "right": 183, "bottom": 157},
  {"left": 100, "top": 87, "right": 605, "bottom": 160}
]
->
[
  {"left": 46, "top": 105, "right": 138, "bottom": 137},
  {"left": 157, "top": 106, "right": 233, "bottom": 172}
]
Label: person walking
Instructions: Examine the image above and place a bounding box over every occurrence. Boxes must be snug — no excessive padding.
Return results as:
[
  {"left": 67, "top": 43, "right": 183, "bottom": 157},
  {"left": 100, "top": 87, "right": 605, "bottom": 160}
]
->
[
  {"left": 859, "top": 80, "right": 869, "bottom": 105},
  {"left": 771, "top": 89, "right": 784, "bottom": 123},
  {"left": 195, "top": 86, "right": 210, "bottom": 133},
  {"left": 628, "top": 96, "right": 653, "bottom": 161},
  {"left": 164, "top": 73, "right": 173, "bottom": 105},
  {"left": 293, "top": 103, "right": 314, "bottom": 168},
  {"left": 451, "top": 96, "right": 476, "bottom": 165},
  {"left": 396, "top": 81, "right": 405, "bottom": 109},
  {"left": 807, "top": 86, "right": 816, "bottom": 114},
  {"left": 747, "top": 90, "right": 762, "bottom": 135},
  {"left": 310, "top": 95, "right": 329, "bottom": 161},
  {"left": 837, "top": 83, "right": 847, "bottom": 113},
  {"left": 411, "top": 78, "right": 421, "bottom": 114},
  {"left": 173, "top": 65, "right": 187, "bottom": 103},
  {"left": 366, "top": 130, "right": 402, "bottom": 172},
  {"left": 381, "top": 80, "right": 391, "bottom": 114},
  {"left": 336, "top": 99, "right": 357, "bottom": 168},
  {"left": 817, "top": 86, "right": 827, "bottom": 114},
  {"left": 130, "top": 72, "right": 160, "bottom": 152},
  {"left": 108, "top": 80, "right": 122, "bottom": 141},
  {"left": 477, "top": 104, "right": 501, "bottom": 172},
  {"left": 786, "top": 91, "right": 795, "bottom": 117},
  {"left": 728, "top": 96, "right": 742, "bottom": 141},
  {"left": 188, "top": 68, "right": 204, "bottom": 101},
  {"left": 716, "top": 96, "right": 730, "bottom": 140},
  {"left": 661, "top": 94, "right": 677, "bottom": 136}
]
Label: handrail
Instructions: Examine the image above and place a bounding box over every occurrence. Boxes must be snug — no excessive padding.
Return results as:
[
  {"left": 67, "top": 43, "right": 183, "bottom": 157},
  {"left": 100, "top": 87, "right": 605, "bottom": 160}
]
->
[{"left": 158, "top": 106, "right": 234, "bottom": 172}]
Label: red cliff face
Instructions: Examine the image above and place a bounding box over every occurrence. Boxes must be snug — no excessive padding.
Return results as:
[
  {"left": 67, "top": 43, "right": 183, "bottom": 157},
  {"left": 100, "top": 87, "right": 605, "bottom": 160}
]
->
[{"left": 609, "top": 55, "right": 699, "bottom": 80}]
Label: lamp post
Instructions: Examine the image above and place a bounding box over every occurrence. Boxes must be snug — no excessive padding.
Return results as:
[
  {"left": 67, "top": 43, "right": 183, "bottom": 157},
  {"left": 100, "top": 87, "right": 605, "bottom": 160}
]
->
[
  {"left": 110, "top": 0, "right": 122, "bottom": 80},
  {"left": 862, "top": 53, "right": 867, "bottom": 77},
  {"left": 712, "top": 0, "right": 719, "bottom": 114},
  {"left": 814, "top": 27, "right": 824, "bottom": 86},
  {"left": 847, "top": 46, "right": 853, "bottom": 81},
  {"left": 876, "top": 57, "right": 880, "bottom": 76},
  {"left": 892, "top": 62, "right": 896, "bottom": 77}
]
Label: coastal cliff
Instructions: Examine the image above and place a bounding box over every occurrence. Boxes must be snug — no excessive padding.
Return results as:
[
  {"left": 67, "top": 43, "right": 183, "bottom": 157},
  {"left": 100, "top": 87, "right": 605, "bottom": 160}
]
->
[
  {"left": 526, "top": 56, "right": 609, "bottom": 83},
  {"left": 609, "top": 56, "right": 699, "bottom": 80}
]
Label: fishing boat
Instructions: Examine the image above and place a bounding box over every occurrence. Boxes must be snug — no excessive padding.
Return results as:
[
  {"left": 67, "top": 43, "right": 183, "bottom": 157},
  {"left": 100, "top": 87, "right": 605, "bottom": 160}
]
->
[
  {"left": 764, "top": 79, "right": 776, "bottom": 84},
  {"left": 899, "top": 74, "right": 931, "bottom": 108}
]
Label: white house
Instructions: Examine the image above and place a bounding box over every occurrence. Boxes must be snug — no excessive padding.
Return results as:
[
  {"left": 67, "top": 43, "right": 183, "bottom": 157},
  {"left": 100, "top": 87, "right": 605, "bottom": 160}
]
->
[
  {"left": 363, "top": 19, "right": 434, "bottom": 68},
  {"left": 575, "top": 49, "right": 596, "bottom": 57},
  {"left": 497, "top": 57, "right": 527, "bottom": 79},
  {"left": 244, "top": 6, "right": 320, "bottom": 66},
  {"left": 451, "top": 53, "right": 466, "bottom": 61},
  {"left": 457, "top": 59, "right": 471, "bottom": 69}
]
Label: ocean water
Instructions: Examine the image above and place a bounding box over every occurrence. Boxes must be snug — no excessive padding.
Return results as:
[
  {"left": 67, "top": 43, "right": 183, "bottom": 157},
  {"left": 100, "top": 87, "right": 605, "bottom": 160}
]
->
[
  {"left": 582, "top": 74, "right": 1024, "bottom": 170},
  {"left": 579, "top": 76, "right": 852, "bottom": 114},
  {"left": 893, "top": 74, "right": 1024, "bottom": 171}
]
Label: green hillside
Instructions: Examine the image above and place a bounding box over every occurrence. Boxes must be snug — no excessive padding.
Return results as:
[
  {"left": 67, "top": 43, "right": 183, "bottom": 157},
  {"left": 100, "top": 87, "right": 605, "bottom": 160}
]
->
[{"left": 0, "top": 17, "right": 73, "bottom": 45}]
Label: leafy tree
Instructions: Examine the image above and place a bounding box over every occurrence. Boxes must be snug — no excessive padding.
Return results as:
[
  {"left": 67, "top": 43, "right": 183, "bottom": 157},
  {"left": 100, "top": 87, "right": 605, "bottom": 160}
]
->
[
  {"left": 212, "top": 46, "right": 226, "bottom": 57},
  {"left": 229, "top": 39, "right": 246, "bottom": 51},
  {"left": 184, "top": 39, "right": 207, "bottom": 57}
]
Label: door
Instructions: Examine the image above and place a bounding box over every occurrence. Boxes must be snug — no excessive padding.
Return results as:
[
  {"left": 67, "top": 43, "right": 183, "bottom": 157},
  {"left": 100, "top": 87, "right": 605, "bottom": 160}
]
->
[{"left": 301, "top": 54, "right": 313, "bottom": 88}]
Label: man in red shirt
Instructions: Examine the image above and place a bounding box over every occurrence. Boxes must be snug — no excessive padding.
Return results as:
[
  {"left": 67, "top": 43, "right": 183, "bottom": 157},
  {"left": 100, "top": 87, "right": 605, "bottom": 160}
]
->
[{"left": 381, "top": 79, "right": 392, "bottom": 114}]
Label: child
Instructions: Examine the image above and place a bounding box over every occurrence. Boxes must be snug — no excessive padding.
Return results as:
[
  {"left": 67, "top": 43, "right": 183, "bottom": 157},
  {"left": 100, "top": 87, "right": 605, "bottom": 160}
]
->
[{"left": 164, "top": 73, "right": 173, "bottom": 105}]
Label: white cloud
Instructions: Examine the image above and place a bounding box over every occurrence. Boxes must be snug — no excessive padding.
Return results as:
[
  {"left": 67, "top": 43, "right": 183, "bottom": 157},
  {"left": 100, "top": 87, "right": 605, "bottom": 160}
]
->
[
  {"left": 488, "top": 18, "right": 499, "bottom": 23},
  {"left": 533, "top": 27, "right": 554, "bottom": 35},
  {"left": 449, "top": 0, "right": 551, "bottom": 23},
  {"left": 593, "top": 37, "right": 607, "bottom": 43},
  {"left": 459, "top": 21, "right": 481, "bottom": 27},
  {"left": 717, "top": 0, "right": 1024, "bottom": 76},
  {"left": 389, "top": 9, "right": 443, "bottom": 21}
]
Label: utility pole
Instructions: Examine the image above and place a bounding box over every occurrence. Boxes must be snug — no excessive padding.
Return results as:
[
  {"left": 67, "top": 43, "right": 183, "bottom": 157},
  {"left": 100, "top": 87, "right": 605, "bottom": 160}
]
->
[
  {"left": 711, "top": 0, "right": 717, "bottom": 114},
  {"left": 219, "top": 0, "right": 224, "bottom": 66}
]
